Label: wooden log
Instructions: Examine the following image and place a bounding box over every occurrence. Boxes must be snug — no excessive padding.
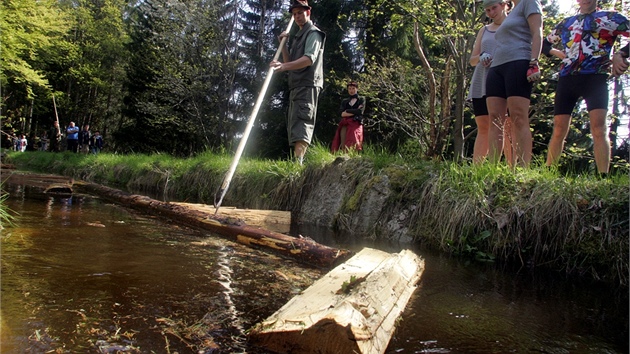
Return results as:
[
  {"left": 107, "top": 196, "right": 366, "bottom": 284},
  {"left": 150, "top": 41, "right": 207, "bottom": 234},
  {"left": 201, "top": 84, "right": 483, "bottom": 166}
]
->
[
  {"left": 44, "top": 183, "right": 73, "bottom": 196},
  {"left": 3, "top": 171, "right": 73, "bottom": 188},
  {"left": 78, "top": 182, "right": 351, "bottom": 268},
  {"left": 172, "top": 203, "right": 291, "bottom": 234},
  {"left": 248, "top": 248, "right": 424, "bottom": 354}
]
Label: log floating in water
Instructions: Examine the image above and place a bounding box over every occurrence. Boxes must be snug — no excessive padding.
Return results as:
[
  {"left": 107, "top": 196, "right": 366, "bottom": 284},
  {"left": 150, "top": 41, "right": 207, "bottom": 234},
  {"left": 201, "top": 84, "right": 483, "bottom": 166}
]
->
[
  {"left": 78, "top": 182, "right": 351, "bottom": 268},
  {"left": 248, "top": 247, "right": 424, "bottom": 354},
  {"left": 2, "top": 171, "right": 73, "bottom": 190},
  {"left": 44, "top": 183, "right": 73, "bottom": 196},
  {"left": 172, "top": 203, "right": 291, "bottom": 234}
]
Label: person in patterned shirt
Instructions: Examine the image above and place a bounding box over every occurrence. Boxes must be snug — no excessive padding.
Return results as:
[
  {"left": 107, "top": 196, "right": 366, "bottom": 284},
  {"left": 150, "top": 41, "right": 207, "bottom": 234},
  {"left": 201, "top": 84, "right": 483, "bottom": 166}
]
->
[{"left": 544, "top": 0, "right": 629, "bottom": 174}]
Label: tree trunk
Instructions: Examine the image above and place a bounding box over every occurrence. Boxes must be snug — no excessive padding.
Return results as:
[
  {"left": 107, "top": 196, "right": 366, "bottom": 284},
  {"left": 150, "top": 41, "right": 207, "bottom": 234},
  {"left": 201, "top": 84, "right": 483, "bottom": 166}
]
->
[
  {"left": 249, "top": 248, "right": 424, "bottom": 354},
  {"left": 413, "top": 22, "right": 437, "bottom": 158},
  {"left": 78, "top": 181, "right": 351, "bottom": 268}
]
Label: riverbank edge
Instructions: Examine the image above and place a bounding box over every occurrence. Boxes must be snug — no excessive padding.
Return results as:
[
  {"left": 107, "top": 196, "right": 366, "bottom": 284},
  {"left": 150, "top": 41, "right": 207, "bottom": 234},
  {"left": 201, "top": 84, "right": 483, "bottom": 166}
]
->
[{"left": 5, "top": 151, "right": 629, "bottom": 286}]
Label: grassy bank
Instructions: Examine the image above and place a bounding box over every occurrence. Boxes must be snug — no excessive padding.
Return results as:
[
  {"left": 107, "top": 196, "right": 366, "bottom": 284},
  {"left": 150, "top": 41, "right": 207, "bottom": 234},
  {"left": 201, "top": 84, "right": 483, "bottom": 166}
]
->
[{"left": 4, "top": 146, "right": 629, "bottom": 286}]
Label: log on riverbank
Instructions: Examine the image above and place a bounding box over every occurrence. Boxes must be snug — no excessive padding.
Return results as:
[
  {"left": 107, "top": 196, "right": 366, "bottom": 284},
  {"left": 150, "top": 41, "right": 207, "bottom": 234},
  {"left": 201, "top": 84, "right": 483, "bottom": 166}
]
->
[
  {"left": 248, "top": 248, "right": 424, "bottom": 354},
  {"left": 78, "top": 182, "right": 351, "bottom": 268}
]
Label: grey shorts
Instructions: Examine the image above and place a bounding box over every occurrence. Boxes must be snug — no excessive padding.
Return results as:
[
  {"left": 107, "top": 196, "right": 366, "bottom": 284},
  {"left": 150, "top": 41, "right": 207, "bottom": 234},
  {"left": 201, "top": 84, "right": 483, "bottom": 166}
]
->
[{"left": 288, "top": 86, "right": 321, "bottom": 146}]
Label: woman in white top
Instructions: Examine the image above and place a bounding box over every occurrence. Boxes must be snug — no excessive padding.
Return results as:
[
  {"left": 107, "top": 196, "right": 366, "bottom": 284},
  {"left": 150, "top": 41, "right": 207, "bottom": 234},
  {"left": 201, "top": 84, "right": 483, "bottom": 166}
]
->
[
  {"left": 468, "top": 0, "right": 510, "bottom": 164},
  {"left": 18, "top": 134, "right": 27, "bottom": 152}
]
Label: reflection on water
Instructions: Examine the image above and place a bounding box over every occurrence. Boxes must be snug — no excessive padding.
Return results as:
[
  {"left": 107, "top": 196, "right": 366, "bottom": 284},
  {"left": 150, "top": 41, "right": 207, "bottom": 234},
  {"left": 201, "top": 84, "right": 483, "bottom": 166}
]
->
[
  {"left": 1, "top": 181, "right": 628, "bottom": 353},
  {"left": 1, "top": 183, "right": 320, "bottom": 353}
]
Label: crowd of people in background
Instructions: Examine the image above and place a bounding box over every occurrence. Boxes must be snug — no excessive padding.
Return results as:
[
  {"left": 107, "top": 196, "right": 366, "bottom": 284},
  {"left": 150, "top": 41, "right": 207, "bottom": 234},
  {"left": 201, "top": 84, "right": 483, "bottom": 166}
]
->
[{"left": 4, "top": 120, "right": 104, "bottom": 154}]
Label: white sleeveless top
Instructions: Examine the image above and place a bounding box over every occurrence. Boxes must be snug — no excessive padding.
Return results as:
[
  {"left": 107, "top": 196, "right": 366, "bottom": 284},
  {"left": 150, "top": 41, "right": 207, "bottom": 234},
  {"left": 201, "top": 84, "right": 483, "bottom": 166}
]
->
[{"left": 467, "top": 27, "right": 497, "bottom": 100}]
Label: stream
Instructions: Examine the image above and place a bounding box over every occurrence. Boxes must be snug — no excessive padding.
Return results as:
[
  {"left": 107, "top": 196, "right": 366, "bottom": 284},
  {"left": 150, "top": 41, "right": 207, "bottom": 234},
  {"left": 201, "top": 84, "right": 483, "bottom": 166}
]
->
[{"left": 1, "top": 177, "right": 627, "bottom": 353}]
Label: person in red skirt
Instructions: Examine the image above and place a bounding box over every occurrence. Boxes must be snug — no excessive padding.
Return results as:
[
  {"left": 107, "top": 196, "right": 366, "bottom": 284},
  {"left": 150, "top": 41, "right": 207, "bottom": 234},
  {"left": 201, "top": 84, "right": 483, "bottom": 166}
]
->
[{"left": 331, "top": 81, "right": 365, "bottom": 153}]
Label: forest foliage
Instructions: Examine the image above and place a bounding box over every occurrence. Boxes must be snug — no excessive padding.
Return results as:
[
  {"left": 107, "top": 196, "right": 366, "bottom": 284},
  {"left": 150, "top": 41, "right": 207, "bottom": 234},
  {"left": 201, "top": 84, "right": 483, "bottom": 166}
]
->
[{"left": 1, "top": 0, "right": 629, "bottom": 172}]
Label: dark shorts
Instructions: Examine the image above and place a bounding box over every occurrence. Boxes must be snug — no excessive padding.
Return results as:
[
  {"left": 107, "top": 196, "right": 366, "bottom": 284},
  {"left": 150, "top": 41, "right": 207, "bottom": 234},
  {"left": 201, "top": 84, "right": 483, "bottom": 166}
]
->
[
  {"left": 554, "top": 74, "right": 608, "bottom": 115},
  {"left": 472, "top": 97, "right": 488, "bottom": 116},
  {"left": 486, "top": 60, "right": 533, "bottom": 99},
  {"left": 288, "top": 86, "right": 321, "bottom": 146}
]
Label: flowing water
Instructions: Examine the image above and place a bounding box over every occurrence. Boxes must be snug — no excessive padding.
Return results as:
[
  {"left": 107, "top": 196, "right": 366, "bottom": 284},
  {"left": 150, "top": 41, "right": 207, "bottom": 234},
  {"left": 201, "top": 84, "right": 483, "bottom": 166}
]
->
[{"left": 1, "top": 178, "right": 627, "bottom": 353}]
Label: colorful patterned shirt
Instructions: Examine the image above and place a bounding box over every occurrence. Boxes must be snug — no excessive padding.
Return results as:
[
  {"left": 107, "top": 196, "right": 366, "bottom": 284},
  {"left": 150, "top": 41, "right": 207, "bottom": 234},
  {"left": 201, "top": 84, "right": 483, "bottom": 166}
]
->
[{"left": 547, "top": 10, "right": 629, "bottom": 76}]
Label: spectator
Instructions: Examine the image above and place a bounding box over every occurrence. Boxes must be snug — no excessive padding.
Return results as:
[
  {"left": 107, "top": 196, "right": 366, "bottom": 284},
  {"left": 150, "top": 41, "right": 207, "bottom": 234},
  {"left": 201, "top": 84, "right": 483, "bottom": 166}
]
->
[
  {"left": 332, "top": 81, "right": 365, "bottom": 153},
  {"left": 79, "top": 124, "right": 91, "bottom": 154},
  {"left": 91, "top": 131, "right": 104, "bottom": 154},
  {"left": 468, "top": 0, "right": 511, "bottom": 164},
  {"left": 18, "top": 134, "right": 27, "bottom": 152},
  {"left": 40, "top": 131, "right": 49, "bottom": 151},
  {"left": 66, "top": 122, "right": 79, "bottom": 153},
  {"left": 544, "top": 0, "right": 629, "bottom": 174},
  {"left": 49, "top": 121, "right": 62, "bottom": 152},
  {"left": 485, "top": 0, "right": 543, "bottom": 167}
]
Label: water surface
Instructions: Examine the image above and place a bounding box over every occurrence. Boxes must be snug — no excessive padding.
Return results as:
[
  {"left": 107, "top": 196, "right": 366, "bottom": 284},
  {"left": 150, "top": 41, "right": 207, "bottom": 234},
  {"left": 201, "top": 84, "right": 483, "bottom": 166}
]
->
[{"left": 1, "top": 180, "right": 627, "bottom": 353}]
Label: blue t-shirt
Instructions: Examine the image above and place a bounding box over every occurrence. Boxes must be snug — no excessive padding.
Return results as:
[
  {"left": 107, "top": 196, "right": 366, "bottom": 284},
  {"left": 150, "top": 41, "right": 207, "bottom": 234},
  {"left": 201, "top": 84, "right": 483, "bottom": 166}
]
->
[{"left": 67, "top": 126, "right": 79, "bottom": 140}]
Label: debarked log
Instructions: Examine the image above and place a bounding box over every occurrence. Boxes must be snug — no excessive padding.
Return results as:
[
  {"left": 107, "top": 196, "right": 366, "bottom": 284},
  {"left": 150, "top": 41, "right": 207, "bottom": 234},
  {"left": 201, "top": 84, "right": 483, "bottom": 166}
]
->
[
  {"left": 78, "top": 182, "right": 351, "bottom": 268},
  {"left": 172, "top": 203, "right": 291, "bottom": 234},
  {"left": 248, "top": 247, "right": 424, "bottom": 354}
]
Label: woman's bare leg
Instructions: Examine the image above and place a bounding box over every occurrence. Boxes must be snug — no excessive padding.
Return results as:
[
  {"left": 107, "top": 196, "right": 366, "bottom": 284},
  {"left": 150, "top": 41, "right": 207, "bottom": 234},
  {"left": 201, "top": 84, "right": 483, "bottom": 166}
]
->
[
  {"left": 473, "top": 115, "right": 490, "bottom": 163},
  {"left": 506, "top": 96, "right": 532, "bottom": 167}
]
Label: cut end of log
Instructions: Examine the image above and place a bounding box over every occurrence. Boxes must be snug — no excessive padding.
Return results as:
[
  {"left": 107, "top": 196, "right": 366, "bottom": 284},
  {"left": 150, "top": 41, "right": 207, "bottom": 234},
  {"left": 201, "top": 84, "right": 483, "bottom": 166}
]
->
[{"left": 250, "top": 319, "right": 363, "bottom": 353}]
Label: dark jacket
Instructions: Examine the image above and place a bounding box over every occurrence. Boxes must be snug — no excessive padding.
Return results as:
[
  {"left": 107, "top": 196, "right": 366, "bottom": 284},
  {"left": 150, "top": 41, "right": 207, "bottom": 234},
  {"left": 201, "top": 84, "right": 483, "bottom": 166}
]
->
[
  {"left": 79, "top": 130, "right": 91, "bottom": 146},
  {"left": 339, "top": 95, "right": 366, "bottom": 123},
  {"left": 288, "top": 21, "right": 326, "bottom": 89}
]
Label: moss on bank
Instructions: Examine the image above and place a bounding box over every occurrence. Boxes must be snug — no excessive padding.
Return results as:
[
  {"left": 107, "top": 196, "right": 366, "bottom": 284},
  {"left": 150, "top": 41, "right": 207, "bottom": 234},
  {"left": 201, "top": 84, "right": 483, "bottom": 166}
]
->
[{"left": 4, "top": 149, "right": 628, "bottom": 286}]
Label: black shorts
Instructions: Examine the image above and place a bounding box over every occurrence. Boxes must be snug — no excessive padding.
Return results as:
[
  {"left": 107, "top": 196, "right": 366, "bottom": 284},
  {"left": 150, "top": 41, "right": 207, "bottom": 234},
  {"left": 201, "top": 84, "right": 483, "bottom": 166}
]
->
[
  {"left": 554, "top": 74, "right": 608, "bottom": 115},
  {"left": 472, "top": 97, "right": 488, "bottom": 116},
  {"left": 486, "top": 60, "right": 533, "bottom": 99}
]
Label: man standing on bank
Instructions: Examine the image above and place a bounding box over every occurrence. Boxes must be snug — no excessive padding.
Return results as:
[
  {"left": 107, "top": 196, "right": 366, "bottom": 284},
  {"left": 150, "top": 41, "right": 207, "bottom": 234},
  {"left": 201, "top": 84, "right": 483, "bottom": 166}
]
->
[
  {"left": 66, "top": 121, "right": 80, "bottom": 153},
  {"left": 544, "top": 0, "right": 629, "bottom": 174},
  {"left": 48, "top": 120, "right": 62, "bottom": 152},
  {"left": 270, "top": 0, "right": 326, "bottom": 165}
]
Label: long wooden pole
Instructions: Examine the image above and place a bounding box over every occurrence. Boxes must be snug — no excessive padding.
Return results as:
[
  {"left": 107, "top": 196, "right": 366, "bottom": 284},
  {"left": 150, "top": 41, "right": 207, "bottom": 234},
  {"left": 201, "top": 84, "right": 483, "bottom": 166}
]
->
[
  {"left": 214, "top": 17, "right": 294, "bottom": 214},
  {"left": 52, "top": 95, "right": 61, "bottom": 136}
]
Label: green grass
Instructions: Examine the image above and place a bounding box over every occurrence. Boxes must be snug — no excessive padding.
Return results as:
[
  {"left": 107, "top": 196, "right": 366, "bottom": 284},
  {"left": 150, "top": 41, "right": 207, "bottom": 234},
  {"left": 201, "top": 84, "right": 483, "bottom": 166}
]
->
[{"left": 0, "top": 188, "right": 16, "bottom": 229}]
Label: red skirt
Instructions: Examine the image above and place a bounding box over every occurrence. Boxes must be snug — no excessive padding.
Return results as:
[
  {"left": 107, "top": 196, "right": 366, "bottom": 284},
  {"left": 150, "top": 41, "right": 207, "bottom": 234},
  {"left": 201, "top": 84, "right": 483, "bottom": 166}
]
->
[{"left": 331, "top": 117, "right": 363, "bottom": 153}]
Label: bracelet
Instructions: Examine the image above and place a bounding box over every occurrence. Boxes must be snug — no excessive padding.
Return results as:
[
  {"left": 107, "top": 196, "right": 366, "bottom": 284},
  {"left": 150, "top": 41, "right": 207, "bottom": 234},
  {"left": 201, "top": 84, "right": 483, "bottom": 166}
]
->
[{"left": 529, "top": 58, "right": 539, "bottom": 63}]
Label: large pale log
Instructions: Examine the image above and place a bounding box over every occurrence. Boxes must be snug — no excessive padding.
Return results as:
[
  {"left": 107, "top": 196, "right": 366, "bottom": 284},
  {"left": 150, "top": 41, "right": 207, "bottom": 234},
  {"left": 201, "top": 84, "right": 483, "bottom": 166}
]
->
[
  {"left": 172, "top": 203, "right": 291, "bottom": 234},
  {"left": 77, "top": 182, "right": 351, "bottom": 268},
  {"left": 248, "top": 248, "right": 424, "bottom": 354}
]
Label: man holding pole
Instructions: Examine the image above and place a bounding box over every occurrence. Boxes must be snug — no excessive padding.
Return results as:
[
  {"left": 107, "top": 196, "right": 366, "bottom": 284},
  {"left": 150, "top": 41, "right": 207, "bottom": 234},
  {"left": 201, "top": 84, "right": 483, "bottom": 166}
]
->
[
  {"left": 48, "top": 121, "right": 62, "bottom": 152},
  {"left": 270, "top": 0, "right": 325, "bottom": 165}
]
